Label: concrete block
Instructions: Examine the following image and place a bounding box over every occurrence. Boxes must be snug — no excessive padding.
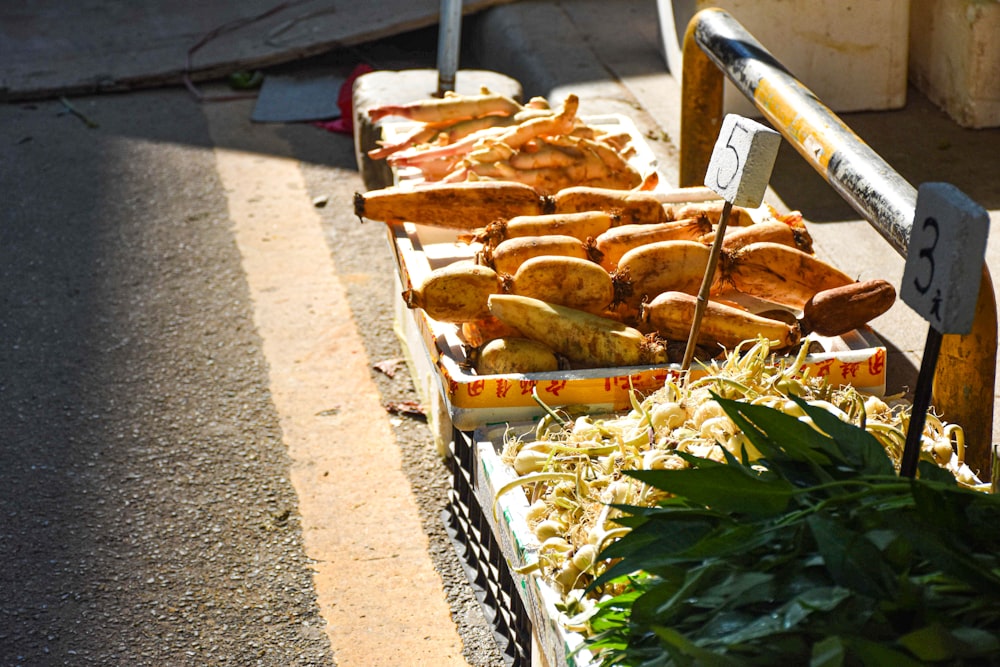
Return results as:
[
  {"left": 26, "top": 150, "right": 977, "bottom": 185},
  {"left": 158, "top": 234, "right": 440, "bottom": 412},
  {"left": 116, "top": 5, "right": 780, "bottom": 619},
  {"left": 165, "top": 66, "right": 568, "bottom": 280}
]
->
[
  {"left": 909, "top": 0, "right": 1000, "bottom": 128},
  {"left": 352, "top": 69, "right": 522, "bottom": 191},
  {"left": 658, "top": 0, "right": 911, "bottom": 116}
]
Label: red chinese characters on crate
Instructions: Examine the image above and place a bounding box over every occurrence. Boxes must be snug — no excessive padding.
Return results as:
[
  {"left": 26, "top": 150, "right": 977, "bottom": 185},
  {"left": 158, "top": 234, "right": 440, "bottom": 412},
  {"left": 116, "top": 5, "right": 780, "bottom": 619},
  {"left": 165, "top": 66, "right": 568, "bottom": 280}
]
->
[{"left": 439, "top": 346, "right": 886, "bottom": 412}]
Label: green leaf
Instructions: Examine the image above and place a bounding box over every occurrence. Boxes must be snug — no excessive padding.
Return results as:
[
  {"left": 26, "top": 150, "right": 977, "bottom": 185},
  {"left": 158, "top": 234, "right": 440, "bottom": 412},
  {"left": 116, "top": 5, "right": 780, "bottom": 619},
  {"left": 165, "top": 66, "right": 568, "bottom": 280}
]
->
[
  {"left": 810, "top": 635, "right": 845, "bottom": 667},
  {"left": 791, "top": 395, "right": 895, "bottom": 475},
  {"left": 897, "top": 623, "right": 955, "bottom": 661},
  {"left": 692, "top": 570, "right": 774, "bottom": 612},
  {"left": 842, "top": 636, "right": 925, "bottom": 666},
  {"left": 715, "top": 394, "right": 838, "bottom": 465},
  {"left": 701, "top": 585, "right": 851, "bottom": 646},
  {"left": 807, "top": 513, "right": 895, "bottom": 598},
  {"left": 915, "top": 459, "right": 957, "bottom": 484},
  {"left": 949, "top": 626, "right": 1000, "bottom": 658},
  {"left": 627, "top": 466, "right": 794, "bottom": 518},
  {"left": 650, "top": 625, "right": 744, "bottom": 666}
]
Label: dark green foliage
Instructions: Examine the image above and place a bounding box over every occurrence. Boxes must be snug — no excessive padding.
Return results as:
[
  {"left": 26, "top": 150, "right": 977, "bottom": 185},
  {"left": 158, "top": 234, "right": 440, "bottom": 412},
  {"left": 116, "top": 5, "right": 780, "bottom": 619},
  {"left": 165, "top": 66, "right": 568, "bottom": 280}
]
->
[{"left": 585, "top": 394, "right": 1000, "bottom": 666}]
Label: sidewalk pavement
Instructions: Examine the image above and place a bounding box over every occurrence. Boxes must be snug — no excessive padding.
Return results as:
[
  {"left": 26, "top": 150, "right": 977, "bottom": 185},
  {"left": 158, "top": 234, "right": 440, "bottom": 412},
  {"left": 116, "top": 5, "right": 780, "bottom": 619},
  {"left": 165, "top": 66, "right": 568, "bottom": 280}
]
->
[{"left": 465, "top": 0, "right": 1000, "bottom": 452}]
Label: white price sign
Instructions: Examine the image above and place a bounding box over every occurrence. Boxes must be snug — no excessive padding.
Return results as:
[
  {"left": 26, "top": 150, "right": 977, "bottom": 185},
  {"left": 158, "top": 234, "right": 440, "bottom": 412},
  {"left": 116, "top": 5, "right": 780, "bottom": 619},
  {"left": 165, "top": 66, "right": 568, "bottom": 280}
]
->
[
  {"left": 900, "top": 182, "right": 989, "bottom": 334},
  {"left": 704, "top": 114, "right": 781, "bottom": 207}
]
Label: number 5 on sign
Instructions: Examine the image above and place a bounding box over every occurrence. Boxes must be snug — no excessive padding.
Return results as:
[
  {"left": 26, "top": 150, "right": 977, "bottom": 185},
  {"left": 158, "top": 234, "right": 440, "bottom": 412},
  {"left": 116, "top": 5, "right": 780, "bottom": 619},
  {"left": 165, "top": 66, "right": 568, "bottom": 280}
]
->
[
  {"left": 900, "top": 183, "right": 989, "bottom": 334},
  {"left": 705, "top": 114, "right": 782, "bottom": 207}
]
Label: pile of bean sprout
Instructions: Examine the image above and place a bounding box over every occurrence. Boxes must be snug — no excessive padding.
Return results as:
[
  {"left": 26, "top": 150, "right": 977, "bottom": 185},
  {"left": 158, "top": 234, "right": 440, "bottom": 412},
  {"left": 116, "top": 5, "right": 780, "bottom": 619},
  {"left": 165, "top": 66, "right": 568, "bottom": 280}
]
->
[{"left": 494, "top": 336, "right": 988, "bottom": 631}]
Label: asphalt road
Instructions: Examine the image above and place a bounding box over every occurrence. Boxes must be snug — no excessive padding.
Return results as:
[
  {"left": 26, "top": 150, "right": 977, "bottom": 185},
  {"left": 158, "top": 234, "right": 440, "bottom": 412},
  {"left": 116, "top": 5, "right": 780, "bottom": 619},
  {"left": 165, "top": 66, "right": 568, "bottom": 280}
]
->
[{"left": 1, "top": 31, "right": 504, "bottom": 667}]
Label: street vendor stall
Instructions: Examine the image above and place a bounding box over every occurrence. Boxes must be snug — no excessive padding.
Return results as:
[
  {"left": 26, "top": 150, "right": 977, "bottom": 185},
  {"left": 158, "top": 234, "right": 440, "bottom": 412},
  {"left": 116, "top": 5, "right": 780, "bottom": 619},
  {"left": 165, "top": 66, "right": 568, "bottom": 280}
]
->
[{"left": 352, "top": 8, "right": 997, "bottom": 666}]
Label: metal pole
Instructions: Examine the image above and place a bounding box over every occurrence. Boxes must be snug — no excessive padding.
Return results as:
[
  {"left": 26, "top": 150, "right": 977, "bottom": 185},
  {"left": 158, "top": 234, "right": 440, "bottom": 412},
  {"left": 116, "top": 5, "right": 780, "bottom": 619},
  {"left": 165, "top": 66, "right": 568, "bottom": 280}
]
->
[
  {"left": 685, "top": 8, "right": 917, "bottom": 254},
  {"left": 682, "top": 201, "right": 733, "bottom": 371},
  {"left": 436, "top": 0, "right": 462, "bottom": 96},
  {"left": 900, "top": 327, "right": 943, "bottom": 478}
]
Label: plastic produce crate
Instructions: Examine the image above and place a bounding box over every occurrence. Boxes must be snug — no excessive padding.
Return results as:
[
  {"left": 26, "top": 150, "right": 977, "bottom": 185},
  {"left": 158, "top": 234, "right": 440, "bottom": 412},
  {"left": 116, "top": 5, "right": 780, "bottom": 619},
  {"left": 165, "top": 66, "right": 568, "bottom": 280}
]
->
[
  {"left": 444, "top": 427, "right": 534, "bottom": 667},
  {"left": 470, "top": 423, "right": 595, "bottom": 667}
]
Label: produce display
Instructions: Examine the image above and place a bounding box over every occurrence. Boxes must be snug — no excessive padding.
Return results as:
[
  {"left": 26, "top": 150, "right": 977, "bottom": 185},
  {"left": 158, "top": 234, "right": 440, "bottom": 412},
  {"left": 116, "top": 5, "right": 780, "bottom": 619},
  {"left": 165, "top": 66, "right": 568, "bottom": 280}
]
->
[
  {"left": 357, "top": 89, "right": 995, "bottom": 667},
  {"left": 587, "top": 409, "right": 998, "bottom": 666},
  {"left": 487, "top": 339, "right": 991, "bottom": 663},
  {"left": 365, "top": 91, "right": 646, "bottom": 193},
  {"left": 357, "top": 176, "right": 895, "bottom": 370}
]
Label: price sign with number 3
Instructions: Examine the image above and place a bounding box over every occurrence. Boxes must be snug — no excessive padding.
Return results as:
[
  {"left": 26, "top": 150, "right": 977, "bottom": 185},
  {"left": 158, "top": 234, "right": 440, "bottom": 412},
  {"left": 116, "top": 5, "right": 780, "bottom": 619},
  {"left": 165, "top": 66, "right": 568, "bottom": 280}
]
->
[
  {"left": 900, "top": 183, "right": 989, "bottom": 334},
  {"left": 898, "top": 182, "right": 988, "bottom": 478}
]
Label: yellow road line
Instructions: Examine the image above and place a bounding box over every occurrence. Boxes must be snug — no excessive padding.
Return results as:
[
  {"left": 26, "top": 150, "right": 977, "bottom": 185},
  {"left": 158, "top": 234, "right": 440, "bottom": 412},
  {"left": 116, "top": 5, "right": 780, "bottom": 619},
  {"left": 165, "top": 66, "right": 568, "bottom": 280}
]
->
[{"left": 204, "top": 107, "right": 468, "bottom": 666}]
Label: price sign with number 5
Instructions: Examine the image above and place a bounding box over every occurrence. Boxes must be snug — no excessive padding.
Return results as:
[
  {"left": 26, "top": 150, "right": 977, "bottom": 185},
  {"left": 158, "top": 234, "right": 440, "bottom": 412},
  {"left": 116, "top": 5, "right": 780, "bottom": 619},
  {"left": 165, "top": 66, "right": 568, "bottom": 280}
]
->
[
  {"left": 900, "top": 183, "right": 989, "bottom": 334},
  {"left": 704, "top": 114, "right": 781, "bottom": 207}
]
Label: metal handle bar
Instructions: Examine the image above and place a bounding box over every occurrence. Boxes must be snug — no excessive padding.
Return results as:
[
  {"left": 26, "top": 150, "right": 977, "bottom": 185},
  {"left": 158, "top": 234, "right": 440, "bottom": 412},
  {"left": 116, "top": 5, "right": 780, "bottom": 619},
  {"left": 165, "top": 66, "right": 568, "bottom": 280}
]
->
[{"left": 678, "top": 8, "right": 997, "bottom": 475}]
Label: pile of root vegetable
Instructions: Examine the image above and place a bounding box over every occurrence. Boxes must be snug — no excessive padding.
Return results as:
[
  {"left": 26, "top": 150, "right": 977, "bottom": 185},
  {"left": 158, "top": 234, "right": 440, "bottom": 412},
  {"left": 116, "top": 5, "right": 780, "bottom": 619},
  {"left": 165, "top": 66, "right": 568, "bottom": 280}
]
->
[
  {"left": 490, "top": 337, "right": 989, "bottom": 634},
  {"left": 355, "top": 179, "right": 897, "bottom": 375},
  {"left": 367, "top": 90, "right": 646, "bottom": 193}
]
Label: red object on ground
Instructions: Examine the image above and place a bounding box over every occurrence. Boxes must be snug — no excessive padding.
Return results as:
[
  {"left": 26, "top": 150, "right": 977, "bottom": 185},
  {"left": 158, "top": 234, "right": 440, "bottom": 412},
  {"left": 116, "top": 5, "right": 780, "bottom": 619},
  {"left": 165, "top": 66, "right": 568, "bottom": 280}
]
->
[{"left": 313, "top": 63, "right": 374, "bottom": 134}]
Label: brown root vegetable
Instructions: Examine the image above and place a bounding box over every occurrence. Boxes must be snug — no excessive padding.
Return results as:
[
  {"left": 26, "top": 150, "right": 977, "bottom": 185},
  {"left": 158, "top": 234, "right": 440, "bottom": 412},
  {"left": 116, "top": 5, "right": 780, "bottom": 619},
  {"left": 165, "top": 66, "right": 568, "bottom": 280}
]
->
[
  {"left": 550, "top": 186, "right": 668, "bottom": 224},
  {"left": 353, "top": 181, "right": 547, "bottom": 229},
  {"left": 470, "top": 210, "right": 619, "bottom": 248},
  {"left": 506, "top": 256, "right": 615, "bottom": 314},
  {"left": 367, "top": 91, "right": 522, "bottom": 123},
  {"left": 718, "top": 242, "right": 855, "bottom": 309},
  {"left": 641, "top": 291, "right": 801, "bottom": 350},
  {"left": 460, "top": 315, "right": 524, "bottom": 347},
  {"left": 485, "top": 234, "right": 592, "bottom": 275},
  {"left": 613, "top": 240, "right": 713, "bottom": 311},
  {"left": 699, "top": 219, "right": 814, "bottom": 254},
  {"left": 594, "top": 217, "right": 713, "bottom": 271},
  {"left": 473, "top": 337, "right": 561, "bottom": 375},
  {"left": 487, "top": 294, "right": 667, "bottom": 367},
  {"left": 801, "top": 279, "right": 897, "bottom": 336},
  {"left": 668, "top": 200, "right": 754, "bottom": 227},
  {"left": 402, "top": 262, "right": 500, "bottom": 322}
]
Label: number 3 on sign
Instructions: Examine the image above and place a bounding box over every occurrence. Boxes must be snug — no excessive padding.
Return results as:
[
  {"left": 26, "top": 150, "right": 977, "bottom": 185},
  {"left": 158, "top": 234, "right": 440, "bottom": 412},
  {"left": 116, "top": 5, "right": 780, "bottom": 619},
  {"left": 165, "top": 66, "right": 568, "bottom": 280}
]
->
[
  {"left": 900, "top": 183, "right": 989, "bottom": 334},
  {"left": 704, "top": 114, "right": 781, "bottom": 207}
]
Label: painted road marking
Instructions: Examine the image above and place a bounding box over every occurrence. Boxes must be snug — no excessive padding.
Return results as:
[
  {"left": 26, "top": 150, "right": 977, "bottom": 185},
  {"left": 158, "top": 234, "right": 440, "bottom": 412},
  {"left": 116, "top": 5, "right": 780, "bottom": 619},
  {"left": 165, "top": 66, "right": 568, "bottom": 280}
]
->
[{"left": 204, "top": 107, "right": 468, "bottom": 666}]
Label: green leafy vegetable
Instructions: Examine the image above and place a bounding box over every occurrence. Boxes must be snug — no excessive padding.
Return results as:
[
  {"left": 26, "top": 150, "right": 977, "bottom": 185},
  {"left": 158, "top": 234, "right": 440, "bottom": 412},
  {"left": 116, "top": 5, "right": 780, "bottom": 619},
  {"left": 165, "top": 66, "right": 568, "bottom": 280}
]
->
[{"left": 585, "top": 393, "right": 1000, "bottom": 666}]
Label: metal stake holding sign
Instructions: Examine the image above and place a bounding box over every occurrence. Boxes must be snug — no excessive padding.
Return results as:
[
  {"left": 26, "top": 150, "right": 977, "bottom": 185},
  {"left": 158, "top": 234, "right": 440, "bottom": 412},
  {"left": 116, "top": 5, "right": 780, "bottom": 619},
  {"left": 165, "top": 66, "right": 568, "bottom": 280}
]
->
[
  {"left": 681, "top": 114, "right": 782, "bottom": 370},
  {"left": 436, "top": 0, "right": 463, "bottom": 96},
  {"left": 898, "top": 183, "right": 990, "bottom": 478}
]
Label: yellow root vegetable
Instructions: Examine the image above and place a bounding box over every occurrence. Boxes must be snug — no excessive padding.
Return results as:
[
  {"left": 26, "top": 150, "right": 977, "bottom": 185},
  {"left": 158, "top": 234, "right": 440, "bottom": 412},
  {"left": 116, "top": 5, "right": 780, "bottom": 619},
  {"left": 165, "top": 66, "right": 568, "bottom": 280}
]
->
[
  {"left": 594, "top": 217, "right": 713, "bottom": 271},
  {"left": 485, "top": 234, "right": 592, "bottom": 275},
  {"left": 505, "top": 256, "right": 615, "bottom": 314},
  {"left": 402, "top": 262, "right": 500, "bottom": 322},
  {"left": 550, "top": 186, "right": 668, "bottom": 224},
  {"left": 641, "top": 291, "right": 801, "bottom": 350},
  {"left": 801, "top": 279, "right": 896, "bottom": 336},
  {"left": 460, "top": 315, "right": 524, "bottom": 347},
  {"left": 492, "top": 94, "right": 580, "bottom": 150},
  {"left": 488, "top": 294, "right": 668, "bottom": 368},
  {"left": 469, "top": 210, "right": 619, "bottom": 248},
  {"left": 699, "top": 219, "right": 814, "bottom": 254},
  {"left": 367, "top": 91, "right": 522, "bottom": 123},
  {"left": 668, "top": 200, "right": 754, "bottom": 227},
  {"left": 369, "top": 115, "right": 515, "bottom": 161},
  {"left": 613, "top": 240, "right": 713, "bottom": 311},
  {"left": 473, "top": 337, "right": 561, "bottom": 375},
  {"left": 471, "top": 159, "right": 641, "bottom": 195},
  {"left": 507, "top": 142, "right": 581, "bottom": 170},
  {"left": 719, "top": 241, "right": 855, "bottom": 309},
  {"left": 354, "top": 181, "right": 547, "bottom": 229}
]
